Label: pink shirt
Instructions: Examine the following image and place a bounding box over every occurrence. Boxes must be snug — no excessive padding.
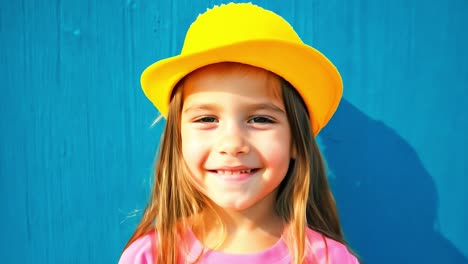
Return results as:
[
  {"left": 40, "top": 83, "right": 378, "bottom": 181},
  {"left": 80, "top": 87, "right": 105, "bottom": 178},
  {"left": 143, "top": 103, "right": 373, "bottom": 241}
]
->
[{"left": 119, "top": 228, "right": 359, "bottom": 264}]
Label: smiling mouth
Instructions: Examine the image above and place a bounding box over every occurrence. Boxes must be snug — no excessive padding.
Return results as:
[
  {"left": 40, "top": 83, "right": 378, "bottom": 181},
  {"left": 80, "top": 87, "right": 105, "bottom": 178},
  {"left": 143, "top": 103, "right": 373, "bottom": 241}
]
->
[{"left": 209, "top": 168, "right": 259, "bottom": 175}]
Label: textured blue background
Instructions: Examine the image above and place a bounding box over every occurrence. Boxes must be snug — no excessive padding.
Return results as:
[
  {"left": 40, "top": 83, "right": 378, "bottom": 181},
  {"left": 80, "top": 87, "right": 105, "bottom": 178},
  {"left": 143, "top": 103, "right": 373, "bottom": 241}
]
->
[{"left": 1, "top": 0, "right": 467, "bottom": 263}]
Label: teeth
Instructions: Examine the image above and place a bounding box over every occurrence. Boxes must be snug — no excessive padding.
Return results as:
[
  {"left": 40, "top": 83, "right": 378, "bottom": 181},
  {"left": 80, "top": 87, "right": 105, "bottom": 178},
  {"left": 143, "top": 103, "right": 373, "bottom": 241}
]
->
[{"left": 216, "top": 169, "right": 252, "bottom": 175}]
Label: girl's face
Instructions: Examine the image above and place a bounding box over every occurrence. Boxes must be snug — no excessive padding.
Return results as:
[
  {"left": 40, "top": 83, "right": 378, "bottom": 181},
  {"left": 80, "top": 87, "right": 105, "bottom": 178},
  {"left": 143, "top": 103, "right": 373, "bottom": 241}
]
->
[{"left": 180, "top": 64, "right": 293, "bottom": 212}]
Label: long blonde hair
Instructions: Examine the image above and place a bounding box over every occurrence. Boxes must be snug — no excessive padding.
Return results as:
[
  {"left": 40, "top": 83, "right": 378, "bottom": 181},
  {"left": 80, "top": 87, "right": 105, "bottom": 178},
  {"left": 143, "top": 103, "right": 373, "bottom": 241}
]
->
[{"left": 124, "top": 62, "right": 350, "bottom": 263}]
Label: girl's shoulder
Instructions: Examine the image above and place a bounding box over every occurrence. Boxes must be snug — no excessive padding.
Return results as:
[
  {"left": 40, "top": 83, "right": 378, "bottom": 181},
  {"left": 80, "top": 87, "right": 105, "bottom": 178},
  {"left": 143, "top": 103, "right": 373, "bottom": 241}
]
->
[
  {"left": 119, "top": 231, "right": 156, "bottom": 264},
  {"left": 306, "top": 228, "right": 359, "bottom": 264}
]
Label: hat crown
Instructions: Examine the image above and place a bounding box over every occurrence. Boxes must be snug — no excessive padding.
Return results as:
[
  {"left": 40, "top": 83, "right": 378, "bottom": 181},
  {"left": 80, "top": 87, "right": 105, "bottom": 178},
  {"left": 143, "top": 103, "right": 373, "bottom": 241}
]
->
[{"left": 182, "top": 3, "right": 303, "bottom": 54}]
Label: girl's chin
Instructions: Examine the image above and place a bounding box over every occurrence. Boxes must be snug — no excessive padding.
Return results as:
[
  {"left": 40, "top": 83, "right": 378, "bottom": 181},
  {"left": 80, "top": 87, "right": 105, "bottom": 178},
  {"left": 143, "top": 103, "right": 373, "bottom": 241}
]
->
[{"left": 211, "top": 199, "right": 257, "bottom": 212}]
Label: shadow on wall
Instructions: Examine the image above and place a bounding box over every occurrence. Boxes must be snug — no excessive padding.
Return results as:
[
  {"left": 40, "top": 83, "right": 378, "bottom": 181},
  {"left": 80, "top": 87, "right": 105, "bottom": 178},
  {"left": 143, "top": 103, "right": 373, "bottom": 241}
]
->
[{"left": 320, "top": 100, "right": 468, "bottom": 264}]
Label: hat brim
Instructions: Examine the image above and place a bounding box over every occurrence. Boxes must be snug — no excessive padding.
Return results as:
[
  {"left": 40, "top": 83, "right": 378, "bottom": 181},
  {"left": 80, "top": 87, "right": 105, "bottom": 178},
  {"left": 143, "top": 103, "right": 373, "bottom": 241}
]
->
[{"left": 141, "top": 39, "right": 342, "bottom": 135}]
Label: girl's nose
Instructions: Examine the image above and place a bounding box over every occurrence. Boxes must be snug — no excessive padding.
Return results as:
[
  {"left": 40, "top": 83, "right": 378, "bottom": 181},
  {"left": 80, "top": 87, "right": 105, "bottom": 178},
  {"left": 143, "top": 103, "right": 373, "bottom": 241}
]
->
[{"left": 214, "top": 125, "right": 250, "bottom": 156}]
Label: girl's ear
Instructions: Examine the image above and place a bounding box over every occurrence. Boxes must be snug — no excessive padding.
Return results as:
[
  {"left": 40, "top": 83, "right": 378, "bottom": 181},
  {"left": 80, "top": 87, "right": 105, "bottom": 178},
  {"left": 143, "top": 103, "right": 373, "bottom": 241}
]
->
[{"left": 291, "top": 144, "right": 297, "bottom": 159}]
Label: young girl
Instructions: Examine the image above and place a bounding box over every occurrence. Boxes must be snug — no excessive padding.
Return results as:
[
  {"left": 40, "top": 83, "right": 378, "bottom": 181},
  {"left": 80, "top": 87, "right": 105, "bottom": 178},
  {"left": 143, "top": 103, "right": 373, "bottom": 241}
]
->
[{"left": 120, "top": 3, "right": 359, "bottom": 264}]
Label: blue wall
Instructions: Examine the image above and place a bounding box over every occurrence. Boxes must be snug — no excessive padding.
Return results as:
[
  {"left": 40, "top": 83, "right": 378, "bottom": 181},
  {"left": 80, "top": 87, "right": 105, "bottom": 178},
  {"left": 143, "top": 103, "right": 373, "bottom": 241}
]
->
[{"left": 1, "top": 0, "right": 467, "bottom": 263}]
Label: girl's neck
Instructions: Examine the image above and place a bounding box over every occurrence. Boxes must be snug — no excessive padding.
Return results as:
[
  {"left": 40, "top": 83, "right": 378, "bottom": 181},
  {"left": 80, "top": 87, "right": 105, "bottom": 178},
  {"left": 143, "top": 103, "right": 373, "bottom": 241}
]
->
[{"left": 192, "top": 194, "right": 285, "bottom": 253}]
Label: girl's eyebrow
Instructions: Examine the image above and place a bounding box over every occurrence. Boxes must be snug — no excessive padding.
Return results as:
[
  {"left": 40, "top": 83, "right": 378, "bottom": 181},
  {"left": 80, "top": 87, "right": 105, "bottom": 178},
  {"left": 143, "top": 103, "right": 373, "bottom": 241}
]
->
[
  {"left": 183, "top": 102, "right": 285, "bottom": 114},
  {"left": 183, "top": 103, "right": 220, "bottom": 114},
  {"left": 246, "top": 102, "right": 285, "bottom": 114}
]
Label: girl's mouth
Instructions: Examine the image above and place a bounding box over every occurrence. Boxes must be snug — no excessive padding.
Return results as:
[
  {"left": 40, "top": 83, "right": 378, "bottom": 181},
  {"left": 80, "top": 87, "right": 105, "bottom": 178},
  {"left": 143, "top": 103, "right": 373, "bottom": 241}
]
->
[
  {"left": 208, "top": 168, "right": 260, "bottom": 182},
  {"left": 212, "top": 168, "right": 259, "bottom": 175}
]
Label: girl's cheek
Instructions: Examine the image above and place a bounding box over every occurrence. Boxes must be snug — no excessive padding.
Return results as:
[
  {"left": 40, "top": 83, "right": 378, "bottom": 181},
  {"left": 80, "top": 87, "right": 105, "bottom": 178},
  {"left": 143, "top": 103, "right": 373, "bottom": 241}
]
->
[{"left": 182, "top": 137, "right": 209, "bottom": 163}]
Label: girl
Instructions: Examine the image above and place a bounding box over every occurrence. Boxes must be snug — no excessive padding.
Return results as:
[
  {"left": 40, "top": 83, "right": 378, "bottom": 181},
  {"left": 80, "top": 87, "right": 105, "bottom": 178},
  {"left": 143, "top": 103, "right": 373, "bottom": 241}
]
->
[{"left": 120, "top": 3, "right": 359, "bottom": 264}]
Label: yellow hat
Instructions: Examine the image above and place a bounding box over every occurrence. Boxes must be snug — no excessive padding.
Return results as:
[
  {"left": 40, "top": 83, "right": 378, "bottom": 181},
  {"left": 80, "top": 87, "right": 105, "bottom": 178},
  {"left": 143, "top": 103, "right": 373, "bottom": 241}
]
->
[{"left": 141, "top": 2, "right": 342, "bottom": 136}]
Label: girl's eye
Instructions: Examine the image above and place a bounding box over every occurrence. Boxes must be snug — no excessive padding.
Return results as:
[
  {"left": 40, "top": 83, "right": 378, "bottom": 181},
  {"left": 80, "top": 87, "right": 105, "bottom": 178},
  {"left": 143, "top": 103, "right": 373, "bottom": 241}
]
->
[
  {"left": 195, "top": 116, "right": 218, "bottom": 123},
  {"left": 248, "top": 116, "right": 274, "bottom": 123}
]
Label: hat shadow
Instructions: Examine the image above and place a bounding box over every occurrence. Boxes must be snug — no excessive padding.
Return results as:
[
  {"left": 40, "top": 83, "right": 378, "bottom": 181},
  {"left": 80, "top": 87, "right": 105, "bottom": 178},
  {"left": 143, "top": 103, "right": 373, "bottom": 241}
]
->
[{"left": 319, "top": 100, "right": 468, "bottom": 263}]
